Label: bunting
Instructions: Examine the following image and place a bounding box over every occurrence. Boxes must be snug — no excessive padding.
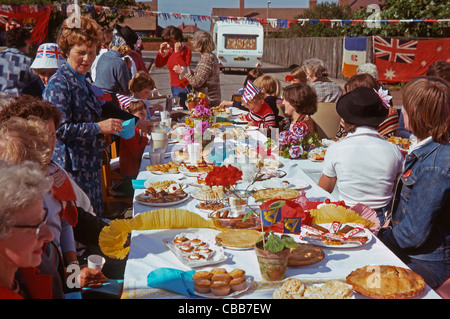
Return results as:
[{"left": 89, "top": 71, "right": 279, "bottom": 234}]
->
[{"left": 0, "top": 4, "right": 448, "bottom": 31}]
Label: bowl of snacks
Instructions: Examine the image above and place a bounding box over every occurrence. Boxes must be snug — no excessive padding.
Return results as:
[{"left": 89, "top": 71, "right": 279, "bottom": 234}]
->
[{"left": 208, "top": 206, "right": 261, "bottom": 230}]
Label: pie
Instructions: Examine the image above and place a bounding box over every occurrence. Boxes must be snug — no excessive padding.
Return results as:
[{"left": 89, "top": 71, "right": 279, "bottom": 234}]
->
[
  {"left": 288, "top": 243, "right": 325, "bottom": 267},
  {"left": 346, "top": 265, "right": 426, "bottom": 299},
  {"left": 252, "top": 188, "right": 300, "bottom": 201},
  {"left": 215, "top": 229, "right": 261, "bottom": 248}
]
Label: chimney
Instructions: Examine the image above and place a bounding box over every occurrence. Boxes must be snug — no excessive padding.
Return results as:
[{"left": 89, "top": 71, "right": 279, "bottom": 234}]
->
[
  {"left": 240, "top": 0, "right": 244, "bottom": 17},
  {"left": 309, "top": 0, "right": 317, "bottom": 7}
]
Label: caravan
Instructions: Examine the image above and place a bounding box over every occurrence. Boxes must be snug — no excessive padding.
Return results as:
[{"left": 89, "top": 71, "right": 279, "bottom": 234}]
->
[{"left": 212, "top": 20, "right": 264, "bottom": 71}]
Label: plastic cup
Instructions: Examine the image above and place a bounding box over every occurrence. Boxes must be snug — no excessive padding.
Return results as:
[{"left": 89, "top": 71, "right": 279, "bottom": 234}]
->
[
  {"left": 187, "top": 143, "right": 201, "bottom": 164},
  {"left": 88, "top": 254, "right": 105, "bottom": 270}
]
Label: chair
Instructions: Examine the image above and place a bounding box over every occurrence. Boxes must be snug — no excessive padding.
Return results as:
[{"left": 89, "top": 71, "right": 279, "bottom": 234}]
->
[
  {"left": 101, "top": 149, "right": 133, "bottom": 218},
  {"left": 310, "top": 102, "right": 341, "bottom": 139}
]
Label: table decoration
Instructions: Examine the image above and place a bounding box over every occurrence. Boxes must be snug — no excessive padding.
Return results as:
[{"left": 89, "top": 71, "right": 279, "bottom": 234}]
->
[{"left": 276, "top": 121, "right": 323, "bottom": 159}]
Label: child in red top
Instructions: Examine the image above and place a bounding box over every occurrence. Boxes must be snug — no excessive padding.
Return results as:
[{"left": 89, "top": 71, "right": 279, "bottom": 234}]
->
[{"left": 119, "top": 100, "right": 149, "bottom": 178}]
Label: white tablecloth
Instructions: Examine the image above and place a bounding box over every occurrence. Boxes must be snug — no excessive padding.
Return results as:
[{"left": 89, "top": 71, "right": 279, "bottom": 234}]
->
[{"left": 122, "top": 119, "right": 440, "bottom": 299}]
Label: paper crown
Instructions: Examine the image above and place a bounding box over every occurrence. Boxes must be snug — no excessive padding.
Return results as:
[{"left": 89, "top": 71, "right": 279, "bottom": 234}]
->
[
  {"left": 31, "top": 43, "right": 65, "bottom": 69},
  {"left": 241, "top": 80, "right": 261, "bottom": 103}
]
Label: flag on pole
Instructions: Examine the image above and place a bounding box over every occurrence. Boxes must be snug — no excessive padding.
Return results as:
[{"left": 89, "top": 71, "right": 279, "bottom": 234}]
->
[
  {"left": 283, "top": 217, "right": 302, "bottom": 234},
  {"left": 342, "top": 37, "right": 367, "bottom": 78},
  {"left": 373, "top": 36, "right": 450, "bottom": 83}
]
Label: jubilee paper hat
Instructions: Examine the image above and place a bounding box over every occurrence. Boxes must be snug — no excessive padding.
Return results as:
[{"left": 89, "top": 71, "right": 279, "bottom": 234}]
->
[
  {"left": 241, "top": 80, "right": 260, "bottom": 103},
  {"left": 31, "top": 43, "right": 65, "bottom": 69}
]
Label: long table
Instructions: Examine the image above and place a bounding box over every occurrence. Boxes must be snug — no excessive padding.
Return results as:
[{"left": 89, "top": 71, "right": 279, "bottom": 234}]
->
[{"left": 121, "top": 119, "right": 440, "bottom": 300}]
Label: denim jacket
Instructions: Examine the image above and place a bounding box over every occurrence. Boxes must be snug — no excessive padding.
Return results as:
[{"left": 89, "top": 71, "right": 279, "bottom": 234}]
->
[{"left": 378, "top": 139, "right": 450, "bottom": 266}]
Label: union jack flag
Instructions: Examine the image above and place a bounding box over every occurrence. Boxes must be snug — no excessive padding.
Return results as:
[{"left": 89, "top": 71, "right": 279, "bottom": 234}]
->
[
  {"left": 36, "top": 44, "right": 62, "bottom": 60},
  {"left": 374, "top": 36, "right": 418, "bottom": 64}
]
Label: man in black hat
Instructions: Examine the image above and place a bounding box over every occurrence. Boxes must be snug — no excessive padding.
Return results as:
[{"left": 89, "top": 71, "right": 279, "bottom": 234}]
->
[{"left": 318, "top": 87, "right": 404, "bottom": 226}]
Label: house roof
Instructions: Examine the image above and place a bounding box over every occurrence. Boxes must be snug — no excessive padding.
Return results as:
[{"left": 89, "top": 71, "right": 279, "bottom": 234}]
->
[
  {"left": 211, "top": 8, "right": 307, "bottom": 20},
  {"left": 120, "top": 1, "right": 157, "bottom": 32}
]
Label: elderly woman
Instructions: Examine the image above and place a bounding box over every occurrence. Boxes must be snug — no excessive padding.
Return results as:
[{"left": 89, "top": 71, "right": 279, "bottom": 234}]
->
[
  {"left": 42, "top": 16, "right": 128, "bottom": 217},
  {"left": 280, "top": 83, "right": 318, "bottom": 133},
  {"left": 0, "top": 160, "right": 54, "bottom": 299},
  {"left": 378, "top": 76, "right": 450, "bottom": 290},
  {"left": 21, "top": 43, "right": 66, "bottom": 98},
  {"left": 0, "top": 95, "right": 116, "bottom": 292},
  {"left": 173, "top": 30, "right": 221, "bottom": 107},
  {"left": 302, "top": 58, "right": 342, "bottom": 103}
]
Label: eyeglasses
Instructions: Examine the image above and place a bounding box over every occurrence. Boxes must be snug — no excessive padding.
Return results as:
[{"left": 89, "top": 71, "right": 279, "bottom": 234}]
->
[{"left": 13, "top": 207, "right": 48, "bottom": 237}]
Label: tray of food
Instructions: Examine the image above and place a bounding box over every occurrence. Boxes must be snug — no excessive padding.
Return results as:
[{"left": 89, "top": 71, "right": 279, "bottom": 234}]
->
[{"left": 163, "top": 233, "right": 228, "bottom": 268}]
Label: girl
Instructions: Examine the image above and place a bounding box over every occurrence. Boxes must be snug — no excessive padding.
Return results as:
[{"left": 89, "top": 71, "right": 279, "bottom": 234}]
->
[{"left": 280, "top": 83, "right": 317, "bottom": 133}]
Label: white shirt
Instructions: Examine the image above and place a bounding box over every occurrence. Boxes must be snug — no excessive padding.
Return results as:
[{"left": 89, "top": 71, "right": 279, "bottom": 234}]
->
[{"left": 322, "top": 126, "right": 404, "bottom": 209}]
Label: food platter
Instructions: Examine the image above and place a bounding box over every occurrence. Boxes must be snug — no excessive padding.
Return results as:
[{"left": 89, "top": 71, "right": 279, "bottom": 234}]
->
[
  {"left": 300, "top": 223, "right": 373, "bottom": 248},
  {"left": 194, "top": 276, "right": 253, "bottom": 298},
  {"left": 261, "top": 178, "right": 309, "bottom": 190},
  {"left": 163, "top": 233, "right": 228, "bottom": 268},
  {"left": 143, "top": 174, "right": 183, "bottom": 189},
  {"left": 135, "top": 192, "right": 190, "bottom": 207}
]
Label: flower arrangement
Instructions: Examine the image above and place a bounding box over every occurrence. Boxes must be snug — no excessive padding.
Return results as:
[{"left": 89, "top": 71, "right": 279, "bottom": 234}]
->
[
  {"left": 186, "top": 91, "right": 209, "bottom": 109},
  {"left": 277, "top": 121, "right": 322, "bottom": 159},
  {"left": 182, "top": 104, "right": 215, "bottom": 146},
  {"left": 205, "top": 164, "right": 243, "bottom": 188}
]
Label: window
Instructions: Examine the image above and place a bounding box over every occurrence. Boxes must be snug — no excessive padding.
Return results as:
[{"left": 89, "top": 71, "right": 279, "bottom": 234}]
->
[{"left": 224, "top": 34, "right": 258, "bottom": 50}]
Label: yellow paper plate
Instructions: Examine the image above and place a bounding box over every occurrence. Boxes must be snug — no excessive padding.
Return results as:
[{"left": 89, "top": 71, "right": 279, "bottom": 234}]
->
[{"left": 309, "top": 204, "right": 375, "bottom": 228}]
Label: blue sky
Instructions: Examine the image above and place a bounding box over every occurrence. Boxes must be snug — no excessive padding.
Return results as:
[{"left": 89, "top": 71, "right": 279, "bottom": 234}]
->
[{"left": 145, "top": 0, "right": 337, "bottom": 31}]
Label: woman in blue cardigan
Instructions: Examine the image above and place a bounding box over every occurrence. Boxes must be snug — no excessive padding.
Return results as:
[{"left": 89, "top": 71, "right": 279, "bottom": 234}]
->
[{"left": 43, "top": 16, "right": 128, "bottom": 217}]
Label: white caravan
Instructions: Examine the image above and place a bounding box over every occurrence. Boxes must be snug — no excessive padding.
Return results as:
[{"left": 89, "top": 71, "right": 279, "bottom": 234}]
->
[{"left": 212, "top": 20, "right": 264, "bottom": 71}]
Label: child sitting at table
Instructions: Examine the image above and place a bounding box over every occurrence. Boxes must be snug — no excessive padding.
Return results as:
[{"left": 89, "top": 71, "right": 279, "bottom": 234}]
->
[
  {"left": 254, "top": 74, "right": 283, "bottom": 127},
  {"left": 117, "top": 71, "right": 163, "bottom": 118},
  {"left": 119, "top": 100, "right": 149, "bottom": 184},
  {"left": 238, "top": 80, "right": 276, "bottom": 131},
  {"left": 279, "top": 82, "right": 317, "bottom": 133},
  {"left": 318, "top": 87, "right": 404, "bottom": 225}
]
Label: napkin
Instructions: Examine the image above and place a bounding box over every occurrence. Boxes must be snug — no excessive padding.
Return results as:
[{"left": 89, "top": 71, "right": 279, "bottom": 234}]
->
[
  {"left": 132, "top": 179, "right": 146, "bottom": 189},
  {"left": 147, "top": 268, "right": 197, "bottom": 297},
  {"left": 116, "top": 118, "right": 135, "bottom": 139},
  {"left": 82, "top": 279, "right": 124, "bottom": 297}
]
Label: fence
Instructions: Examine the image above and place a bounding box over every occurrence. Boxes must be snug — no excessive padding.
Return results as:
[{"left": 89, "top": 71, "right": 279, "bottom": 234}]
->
[{"left": 263, "top": 37, "right": 374, "bottom": 80}]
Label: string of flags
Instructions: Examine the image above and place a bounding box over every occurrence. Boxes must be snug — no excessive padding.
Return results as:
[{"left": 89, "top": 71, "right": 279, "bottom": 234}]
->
[{"left": 1, "top": 3, "right": 449, "bottom": 30}]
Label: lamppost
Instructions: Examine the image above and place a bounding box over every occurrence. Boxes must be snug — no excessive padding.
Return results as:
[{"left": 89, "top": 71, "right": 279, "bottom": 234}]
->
[{"left": 266, "top": 1, "right": 271, "bottom": 36}]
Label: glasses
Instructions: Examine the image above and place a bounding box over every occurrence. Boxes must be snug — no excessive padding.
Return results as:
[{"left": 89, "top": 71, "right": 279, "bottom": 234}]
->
[{"left": 13, "top": 207, "right": 48, "bottom": 237}]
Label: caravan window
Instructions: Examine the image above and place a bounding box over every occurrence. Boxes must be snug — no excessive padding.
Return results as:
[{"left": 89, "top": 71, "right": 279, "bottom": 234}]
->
[{"left": 224, "top": 34, "right": 258, "bottom": 50}]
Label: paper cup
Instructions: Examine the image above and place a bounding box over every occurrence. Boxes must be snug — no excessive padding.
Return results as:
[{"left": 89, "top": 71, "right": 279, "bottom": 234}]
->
[
  {"left": 160, "top": 111, "right": 169, "bottom": 120},
  {"left": 187, "top": 143, "right": 201, "bottom": 164},
  {"left": 148, "top": 151, "right": 162, "bottom": 165},
  {"left": 88, "top": 254, "right": 105, "bottom": 270}
]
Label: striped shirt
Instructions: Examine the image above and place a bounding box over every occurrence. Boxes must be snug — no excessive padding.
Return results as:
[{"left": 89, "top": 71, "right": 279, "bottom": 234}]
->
[{"left": 245, "top": 102, "right": 276, "bottom": 130}]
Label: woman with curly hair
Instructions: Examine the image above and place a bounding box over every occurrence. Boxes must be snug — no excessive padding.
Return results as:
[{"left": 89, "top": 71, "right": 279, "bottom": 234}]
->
[{"left": 42, "top": 16, "right": 126, "bottom": 217}]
